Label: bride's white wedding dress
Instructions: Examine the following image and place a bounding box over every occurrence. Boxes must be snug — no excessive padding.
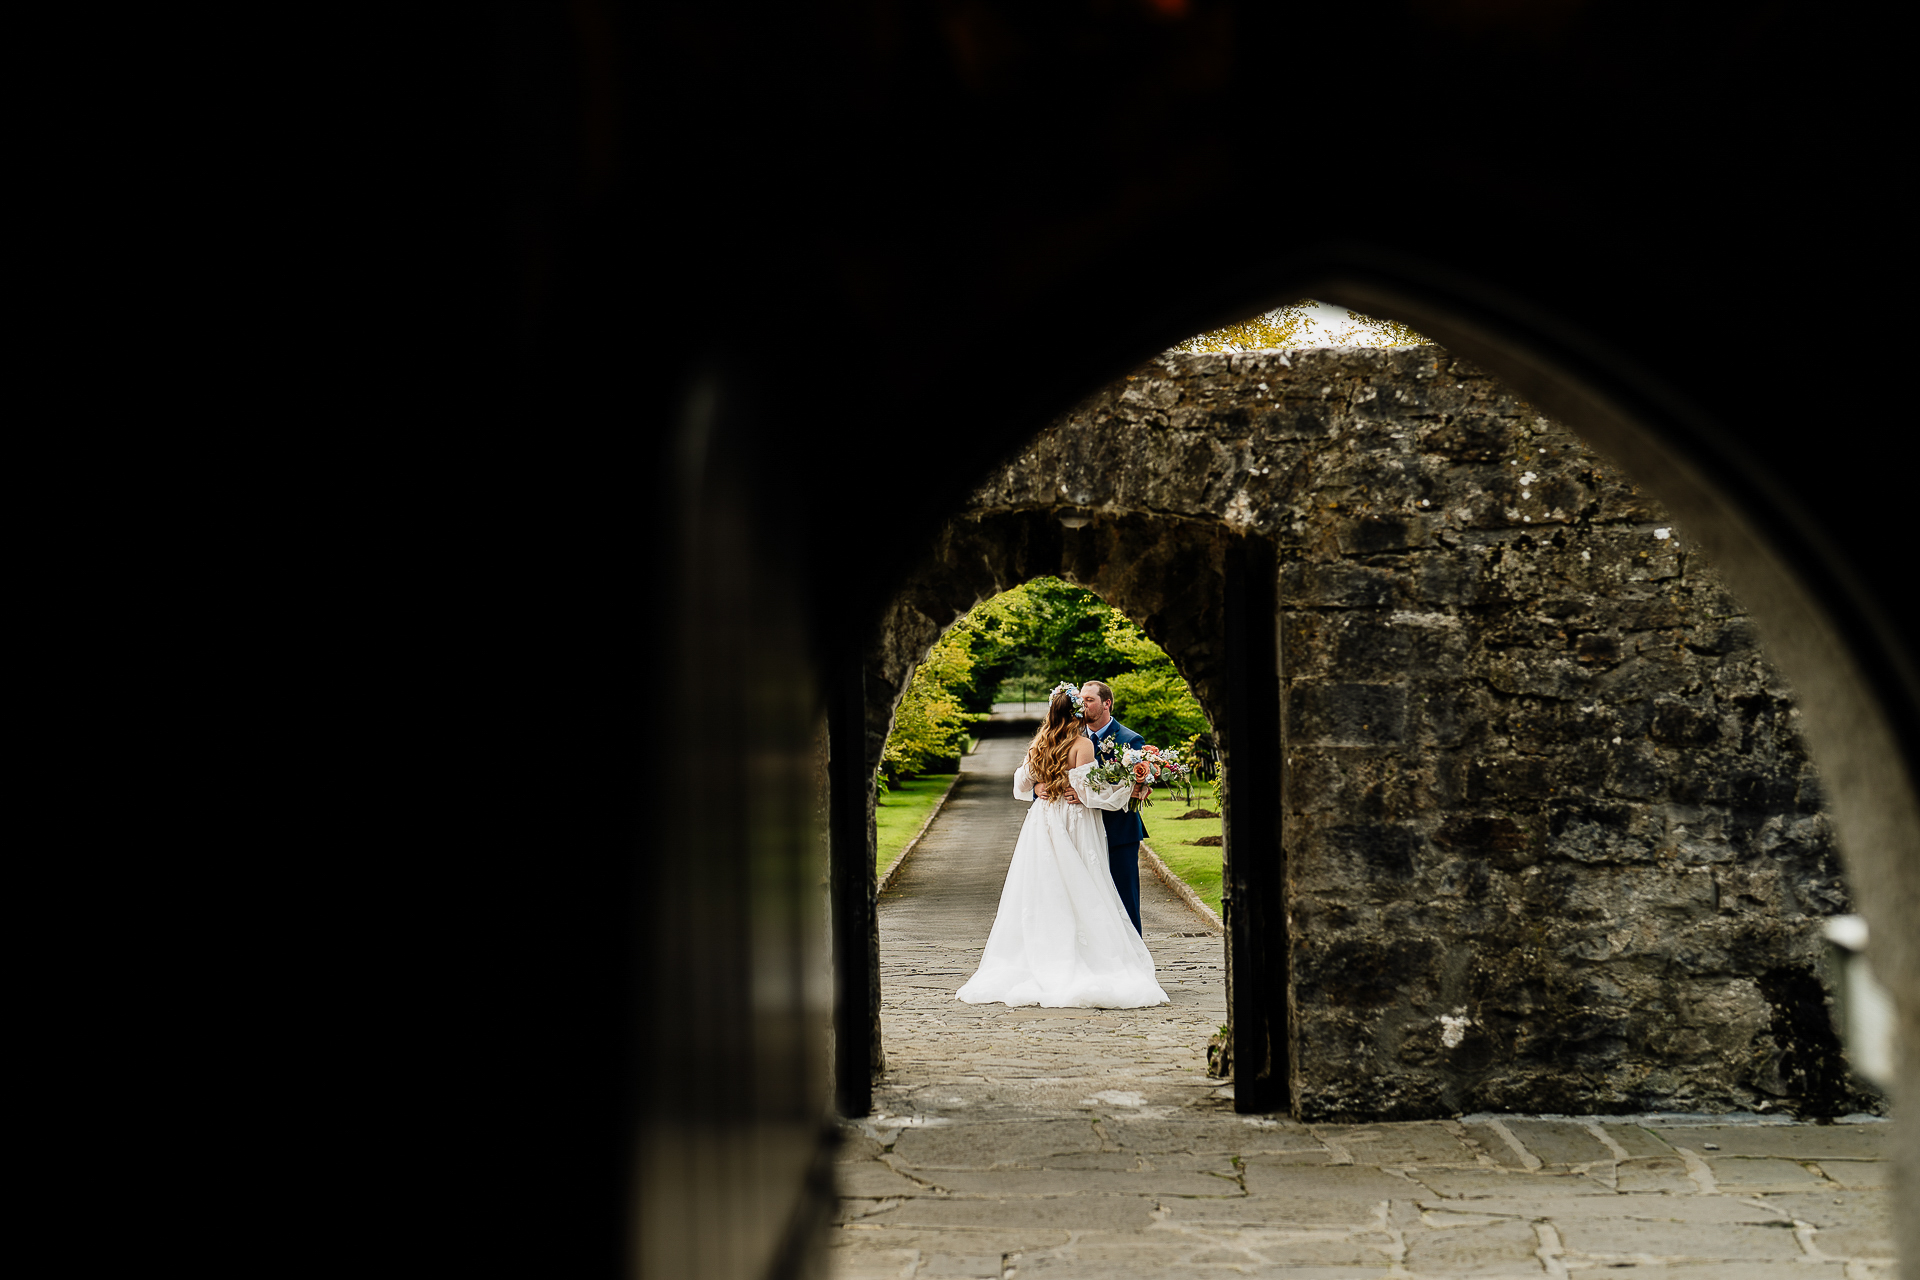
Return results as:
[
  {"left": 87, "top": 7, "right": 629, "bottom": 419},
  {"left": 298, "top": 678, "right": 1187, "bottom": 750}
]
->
[{"left": 956, "top": 760, "right": 1171, "bottom": 1009}]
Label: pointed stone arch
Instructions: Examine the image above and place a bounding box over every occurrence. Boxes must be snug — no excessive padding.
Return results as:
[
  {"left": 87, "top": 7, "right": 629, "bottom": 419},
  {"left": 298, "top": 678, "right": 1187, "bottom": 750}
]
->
[
  {"left": 865, "top": 511, "right": 1235, "bottom": 765},
  {"left": 840, "top": 346, "right": 1870, "bottom": 1123}
]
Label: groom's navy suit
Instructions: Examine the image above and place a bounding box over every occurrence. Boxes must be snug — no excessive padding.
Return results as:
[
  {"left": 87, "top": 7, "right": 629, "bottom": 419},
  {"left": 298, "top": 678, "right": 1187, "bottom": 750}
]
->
[{"left": 1088, "top": 718, "right": 1148, "bottom": 934}]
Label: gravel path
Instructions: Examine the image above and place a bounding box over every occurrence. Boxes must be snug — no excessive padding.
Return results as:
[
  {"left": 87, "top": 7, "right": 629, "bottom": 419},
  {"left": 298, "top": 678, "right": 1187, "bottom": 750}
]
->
[
  {"left": 831, "top": 736, "right": 1896, "bottom": 1278},
  {"left": 872, "top": 734, "right": 1231, "bottom": 1120}
]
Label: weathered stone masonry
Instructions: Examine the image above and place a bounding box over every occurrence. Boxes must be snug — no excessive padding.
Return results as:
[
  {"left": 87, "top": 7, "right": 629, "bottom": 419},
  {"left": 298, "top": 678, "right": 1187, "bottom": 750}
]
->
[{"left": 869, "top": 345, "right": 1879, "bottom": 1121}]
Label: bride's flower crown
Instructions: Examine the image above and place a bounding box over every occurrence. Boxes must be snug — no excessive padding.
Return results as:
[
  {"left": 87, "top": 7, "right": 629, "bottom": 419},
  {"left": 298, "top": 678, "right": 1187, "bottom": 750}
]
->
[{"left": 1048, "top": 682, "right": 1085, "bottom": 718}]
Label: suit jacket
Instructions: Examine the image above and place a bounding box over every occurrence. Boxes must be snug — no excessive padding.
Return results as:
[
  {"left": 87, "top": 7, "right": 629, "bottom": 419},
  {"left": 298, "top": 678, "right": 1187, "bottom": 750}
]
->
[{"left": 1087, "top": 718, "right": 1149, "bottom": 846}]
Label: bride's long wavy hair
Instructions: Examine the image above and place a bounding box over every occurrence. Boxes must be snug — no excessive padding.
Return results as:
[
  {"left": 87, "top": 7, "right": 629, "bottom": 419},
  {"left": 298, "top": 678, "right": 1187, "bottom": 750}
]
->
[{"left": 1026, "top": 692, "right": 1085, "bottom": 797}]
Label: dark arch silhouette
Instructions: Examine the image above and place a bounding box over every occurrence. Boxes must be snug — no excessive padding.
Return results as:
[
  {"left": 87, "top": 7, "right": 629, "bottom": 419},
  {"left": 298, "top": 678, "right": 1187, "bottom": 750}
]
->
[{"left": 426, "top": 7, "right": 1911, "bottom": 1277}]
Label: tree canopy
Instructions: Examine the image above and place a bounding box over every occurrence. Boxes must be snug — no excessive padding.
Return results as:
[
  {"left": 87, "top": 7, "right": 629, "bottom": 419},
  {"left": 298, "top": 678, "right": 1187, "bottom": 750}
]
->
[
  {"left": 878, "top": 577, "right": 1211, "bottom": 783},
  {"left": 1170, "top": 299, "right": 1425, "bottom": 354},
  {"left": 879, "top": 626, "right": 981, "bottom": 783}
]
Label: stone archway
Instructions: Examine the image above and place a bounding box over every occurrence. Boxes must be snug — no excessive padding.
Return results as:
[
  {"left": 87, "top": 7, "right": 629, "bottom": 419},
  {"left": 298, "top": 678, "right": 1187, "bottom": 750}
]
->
[
  {"left": 846, "top": 345, "right": 1870, "bottom": 1123},
  {"left": 845, "top": 510, "right": 1261, "bottom": 1091},
  {"left": 866, "top": 511, "right": 1233, "bottom": 763}
]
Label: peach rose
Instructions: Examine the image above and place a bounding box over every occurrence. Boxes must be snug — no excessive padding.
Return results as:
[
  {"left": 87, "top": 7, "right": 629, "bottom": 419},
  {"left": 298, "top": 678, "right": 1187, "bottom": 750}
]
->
[{"left": 1132, "top": 762, "right": 1151, "bottom": 780}]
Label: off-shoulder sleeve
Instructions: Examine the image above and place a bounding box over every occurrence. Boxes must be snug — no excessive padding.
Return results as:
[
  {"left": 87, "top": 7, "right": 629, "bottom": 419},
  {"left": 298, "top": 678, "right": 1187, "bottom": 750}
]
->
[
  {"left": 1014, "top": 762, "right": 1035, "bottom": 801},
  {"left": 1071, "top": 766, "right": 1133, "bottom": 812}
]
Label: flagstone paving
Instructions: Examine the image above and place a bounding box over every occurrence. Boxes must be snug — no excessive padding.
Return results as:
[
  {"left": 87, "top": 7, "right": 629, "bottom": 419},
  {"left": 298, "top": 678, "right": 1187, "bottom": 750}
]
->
[{"left": 832, "top": 734, "right": 1898, "bottom": 1279}]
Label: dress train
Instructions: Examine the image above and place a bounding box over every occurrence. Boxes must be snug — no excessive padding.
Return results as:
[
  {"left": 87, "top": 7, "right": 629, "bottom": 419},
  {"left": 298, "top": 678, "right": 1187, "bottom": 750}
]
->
[{"left": 955, "top": 761, "right": 1170, "bottom": 1009}]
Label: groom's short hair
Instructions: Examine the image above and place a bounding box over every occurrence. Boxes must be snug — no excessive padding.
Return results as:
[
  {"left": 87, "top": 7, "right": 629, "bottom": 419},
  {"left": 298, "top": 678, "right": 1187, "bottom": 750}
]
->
[{"left": 1082, "top": 680, "right": 1113, "bottom": 705}]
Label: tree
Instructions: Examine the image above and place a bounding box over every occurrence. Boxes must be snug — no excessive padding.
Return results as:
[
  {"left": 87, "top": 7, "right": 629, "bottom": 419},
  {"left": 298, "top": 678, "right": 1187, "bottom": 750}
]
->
[
  {"left": 940, "top": 582, "right": 1042, "bottom": 713},
  {"left": 1100, "top": 609, "right": 1211, "bottom": 746},
  {"left": 876, "top": 577, "right": 1215, "bottom": 778},
  {"left": 880, "top": 627, "right": 985, "bottom": 783},
  {"left": 1170, "top": 299, "right": 1425, "bottom": 354},
  {"left": 942, "top": 577, "right": 1140, "bottom": 711},
  {"left": 1016, "top": 577, "right": 1137, "bottom": 684},
  {"left": 1108, "top": 663, "right": 1212, "bottom": 746},
  {"left": 1171, "top": 301, "right": 1317, "bottom": 353}
]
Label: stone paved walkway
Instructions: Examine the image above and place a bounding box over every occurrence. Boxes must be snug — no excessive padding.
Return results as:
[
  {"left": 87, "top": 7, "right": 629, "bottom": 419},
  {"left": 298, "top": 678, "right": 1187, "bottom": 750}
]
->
[{"left": 831, "top": 735, "right": 1897, "bottom": 1279}]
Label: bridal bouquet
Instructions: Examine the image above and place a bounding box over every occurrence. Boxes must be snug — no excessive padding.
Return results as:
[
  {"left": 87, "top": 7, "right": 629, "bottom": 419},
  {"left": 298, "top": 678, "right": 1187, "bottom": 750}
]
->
[{"left": 1087, "top": 740, "right": 1195, "bottom": 812}]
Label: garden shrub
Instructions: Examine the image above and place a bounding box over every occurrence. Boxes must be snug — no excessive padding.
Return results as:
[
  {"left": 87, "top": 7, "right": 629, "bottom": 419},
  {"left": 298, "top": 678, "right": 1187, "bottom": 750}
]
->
[{"left": 877, "top": 576, "right": 1214, "bottom": 779}]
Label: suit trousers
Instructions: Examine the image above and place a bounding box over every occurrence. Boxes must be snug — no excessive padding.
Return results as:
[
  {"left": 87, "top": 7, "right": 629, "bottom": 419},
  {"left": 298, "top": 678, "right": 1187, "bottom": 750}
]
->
[{"left": 1107, "top": 841, "right": 1142, "bottom": 935}]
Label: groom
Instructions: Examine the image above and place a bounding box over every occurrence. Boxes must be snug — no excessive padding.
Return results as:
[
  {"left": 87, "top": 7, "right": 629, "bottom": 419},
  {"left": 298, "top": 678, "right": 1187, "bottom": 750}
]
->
[{"left": 1080, "top": 680, "right": 1150, "bottom": 934}]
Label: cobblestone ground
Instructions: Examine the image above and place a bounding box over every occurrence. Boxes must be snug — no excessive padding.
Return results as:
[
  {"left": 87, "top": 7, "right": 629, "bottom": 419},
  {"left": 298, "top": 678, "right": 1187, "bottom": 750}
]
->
[{"left": 832, "top": 734, "right": 1898, "bottom": 1279}]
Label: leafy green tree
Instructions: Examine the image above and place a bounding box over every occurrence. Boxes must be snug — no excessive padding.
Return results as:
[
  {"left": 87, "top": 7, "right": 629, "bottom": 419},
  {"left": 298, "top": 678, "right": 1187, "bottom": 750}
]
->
[
  {"left": 1099, "top": 606, "right": 1166, "bottom": 669},
  {"left": 997, "top": 577, "right": 1135, "bottom": 686},
  {"left": 942, "top": 583, "right": 1042, "bottom": 713},
  {"left": 880, "top": 628, "right": 986, "bottom": 783},
  {"left": 1172, "top": 300, "right": 1425, "bottom": 354},
  {"left": 876, "top": 576, "right": 1214, "bottom": 778},
  {"left": 949, "top": 577, "right": 1140, "bottom": 709},
  {"left": 1172, "top": 301, "right": 1317, "bottom": 353},
  {"left": 1101, "top": 609, "right": 1212, "bottom": 746},
  {"left": 1107, "top": 664, "right": 1211, "bottom": 745}
]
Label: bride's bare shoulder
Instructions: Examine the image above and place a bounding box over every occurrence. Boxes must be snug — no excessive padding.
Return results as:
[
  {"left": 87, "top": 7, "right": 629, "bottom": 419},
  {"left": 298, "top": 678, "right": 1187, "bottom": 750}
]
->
[{"left": 1069, "top": 736, "right": 1095, "bottom": 765}]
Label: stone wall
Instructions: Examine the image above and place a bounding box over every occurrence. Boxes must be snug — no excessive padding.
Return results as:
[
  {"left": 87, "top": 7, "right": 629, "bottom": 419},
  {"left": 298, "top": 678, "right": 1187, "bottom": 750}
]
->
[{"left": 875, "top": 345, "right": 1878, "bottom": 1120}]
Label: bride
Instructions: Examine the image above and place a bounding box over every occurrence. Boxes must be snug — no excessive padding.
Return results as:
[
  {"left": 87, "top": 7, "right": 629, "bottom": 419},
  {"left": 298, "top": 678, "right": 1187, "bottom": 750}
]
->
[{"left": 956, "top": 684, "right": 1171, "bottom": 1009}]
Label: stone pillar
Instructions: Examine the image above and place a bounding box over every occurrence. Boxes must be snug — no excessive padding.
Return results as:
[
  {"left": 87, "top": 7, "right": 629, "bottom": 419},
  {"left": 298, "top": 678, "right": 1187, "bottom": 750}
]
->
[
  {"left": 828, "top": 655, "right": 876, "bottom": 1116},
  {"left": 1223, "top": 534, "right": 1289, "bottom": 1113}
]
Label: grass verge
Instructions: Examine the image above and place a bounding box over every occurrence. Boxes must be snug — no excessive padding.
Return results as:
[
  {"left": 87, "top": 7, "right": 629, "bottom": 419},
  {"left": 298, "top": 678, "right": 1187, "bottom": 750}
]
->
[
  {"left": 875, "top": 775, "right": 957, "bottom": 876},
  {"left": 1145, "top": 805, "right": 1223, "bottom": 916}
]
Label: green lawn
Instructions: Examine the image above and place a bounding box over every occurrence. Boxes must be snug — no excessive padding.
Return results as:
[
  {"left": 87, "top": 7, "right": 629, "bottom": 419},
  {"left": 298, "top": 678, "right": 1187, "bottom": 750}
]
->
[
  {"left": 875, "top": 775, "right": 958, "bottom": 875},
  {"left": 1144, "top": 803, "right": 1223, "bottom": 916}
]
